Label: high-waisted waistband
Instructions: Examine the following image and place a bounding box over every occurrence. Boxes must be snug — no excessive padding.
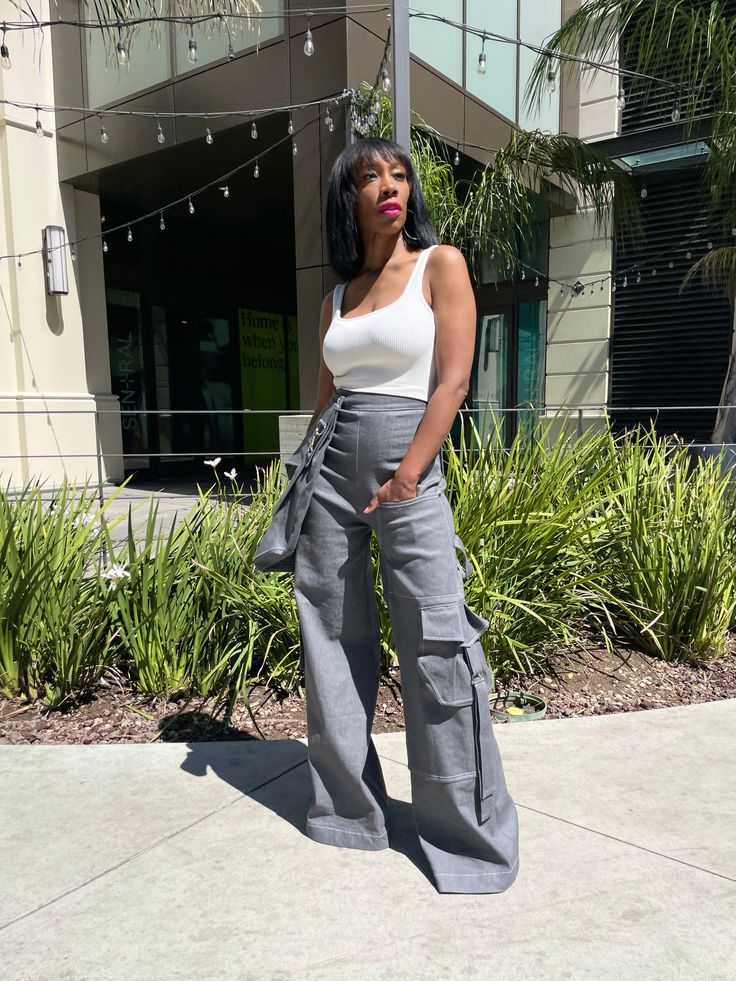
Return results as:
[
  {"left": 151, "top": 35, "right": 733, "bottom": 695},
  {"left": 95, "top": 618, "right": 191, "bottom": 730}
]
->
[{"left": 331, "top": 387, "right": 427, "bottom": 412}]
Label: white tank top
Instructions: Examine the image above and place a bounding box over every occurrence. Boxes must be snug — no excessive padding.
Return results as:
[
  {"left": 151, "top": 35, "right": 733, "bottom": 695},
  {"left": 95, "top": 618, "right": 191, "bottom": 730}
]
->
[{"left": 322, "top": 244, "right": 439, "bottom": 402}]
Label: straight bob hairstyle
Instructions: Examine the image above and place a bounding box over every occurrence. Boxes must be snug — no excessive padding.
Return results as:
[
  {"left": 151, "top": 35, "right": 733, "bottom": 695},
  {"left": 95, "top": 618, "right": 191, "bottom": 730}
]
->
[{"left": 326, "top": 136, "right": 438, "bottom": 282}]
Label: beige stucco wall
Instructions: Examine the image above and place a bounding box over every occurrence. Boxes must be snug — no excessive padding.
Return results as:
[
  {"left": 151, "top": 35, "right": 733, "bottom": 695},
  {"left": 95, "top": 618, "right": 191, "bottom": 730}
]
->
[
  {"left": 545, "top": 14, "right": 619, "bottom": 430},
  {"left": 0, "top": 0, "right": 122, "bottom": 489}
]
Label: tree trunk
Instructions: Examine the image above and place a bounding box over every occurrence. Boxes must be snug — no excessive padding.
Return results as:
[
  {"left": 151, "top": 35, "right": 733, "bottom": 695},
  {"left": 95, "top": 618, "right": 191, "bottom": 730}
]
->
[{"left": 711, "top": 303, "right": 736, "bottom": 443}]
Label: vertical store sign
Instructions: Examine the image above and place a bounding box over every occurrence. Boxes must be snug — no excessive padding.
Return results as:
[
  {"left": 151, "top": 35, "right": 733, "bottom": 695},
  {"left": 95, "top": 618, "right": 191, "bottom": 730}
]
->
[{"left": 239, "top": 308, "right": 297, "bottom": 457}]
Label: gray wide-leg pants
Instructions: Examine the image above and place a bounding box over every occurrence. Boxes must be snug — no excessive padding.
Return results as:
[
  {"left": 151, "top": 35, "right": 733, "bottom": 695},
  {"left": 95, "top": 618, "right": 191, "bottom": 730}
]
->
[{"left": 293, "top": 388, "right": 520, "bottom": 894}]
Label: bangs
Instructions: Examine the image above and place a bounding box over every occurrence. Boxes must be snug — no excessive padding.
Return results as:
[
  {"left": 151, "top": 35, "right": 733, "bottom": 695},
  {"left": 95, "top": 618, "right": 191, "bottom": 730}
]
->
[{"left": 348, "top": 140, "right": 414, "bottom": 184}]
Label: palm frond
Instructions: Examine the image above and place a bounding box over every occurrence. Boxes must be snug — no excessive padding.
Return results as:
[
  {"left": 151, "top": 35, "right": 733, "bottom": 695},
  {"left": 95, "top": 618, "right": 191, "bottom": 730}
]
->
[{"left": 679, "top": 245, "right": 736, "bottom": 302}]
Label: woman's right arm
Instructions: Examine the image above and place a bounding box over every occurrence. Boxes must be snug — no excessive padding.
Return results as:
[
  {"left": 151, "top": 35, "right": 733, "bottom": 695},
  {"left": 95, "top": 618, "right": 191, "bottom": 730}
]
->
[{"left": 305, "top": 290, "right": 337, "bottom": 434}]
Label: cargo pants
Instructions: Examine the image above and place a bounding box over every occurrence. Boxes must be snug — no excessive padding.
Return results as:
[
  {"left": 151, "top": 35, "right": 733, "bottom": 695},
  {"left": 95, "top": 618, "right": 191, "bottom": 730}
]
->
[{"left": 293, "top": 388, "right": 520, "bottom": 894}]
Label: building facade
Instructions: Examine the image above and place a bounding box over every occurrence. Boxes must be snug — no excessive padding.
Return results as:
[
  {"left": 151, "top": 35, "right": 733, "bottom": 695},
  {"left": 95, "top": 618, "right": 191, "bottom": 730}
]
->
[{"left": 2, "top": 0, "right": 730, "bottom": 488}]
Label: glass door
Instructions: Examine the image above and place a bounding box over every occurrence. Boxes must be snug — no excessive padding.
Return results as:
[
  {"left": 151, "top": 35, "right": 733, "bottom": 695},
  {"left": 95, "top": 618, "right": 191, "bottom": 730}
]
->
[{"left": 471, "top": 306, "right": 511, "bottom": 449}]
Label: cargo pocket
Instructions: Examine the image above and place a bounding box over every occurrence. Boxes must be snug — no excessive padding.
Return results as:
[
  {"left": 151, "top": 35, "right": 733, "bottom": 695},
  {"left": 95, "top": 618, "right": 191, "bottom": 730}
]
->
[{"left": 416, "top": 601, "right": 473, "bottom": 708}]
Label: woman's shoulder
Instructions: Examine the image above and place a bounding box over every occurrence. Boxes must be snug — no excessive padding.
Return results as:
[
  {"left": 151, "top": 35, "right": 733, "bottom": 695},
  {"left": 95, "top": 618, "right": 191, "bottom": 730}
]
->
[{"left": 426, "top": 243, "right": 466, "bottom": 271}]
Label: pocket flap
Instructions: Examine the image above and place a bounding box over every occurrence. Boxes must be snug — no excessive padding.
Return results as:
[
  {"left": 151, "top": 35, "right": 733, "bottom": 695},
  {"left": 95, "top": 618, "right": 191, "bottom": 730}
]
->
[
  {"left": 416, "top": 653, "right": 473, "bottom": 707},
  {"left": 420, "top": 602, "right": 466, "bottom": 642}
]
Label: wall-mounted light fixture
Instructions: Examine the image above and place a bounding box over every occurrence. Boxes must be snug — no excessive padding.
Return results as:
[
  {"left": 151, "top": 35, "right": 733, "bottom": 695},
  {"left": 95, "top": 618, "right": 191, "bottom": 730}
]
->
[{"left": 43, "top": 225, "right": 69, "bottom": 295}]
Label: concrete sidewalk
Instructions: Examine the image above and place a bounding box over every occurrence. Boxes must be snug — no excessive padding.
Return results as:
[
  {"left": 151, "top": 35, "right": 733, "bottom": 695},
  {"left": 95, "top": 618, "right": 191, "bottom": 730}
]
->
[{"left": 1, "top": 700, "right": 735, "bottom": 980}]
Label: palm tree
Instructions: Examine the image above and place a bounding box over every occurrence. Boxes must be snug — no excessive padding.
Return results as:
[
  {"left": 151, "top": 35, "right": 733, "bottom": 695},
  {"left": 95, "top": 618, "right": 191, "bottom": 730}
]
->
[
  {"left": 353, "top": 83, "right": 642, "bottom": 288},
  {"left": 525, "top": 0, "right": 736, "bottom": 442}
]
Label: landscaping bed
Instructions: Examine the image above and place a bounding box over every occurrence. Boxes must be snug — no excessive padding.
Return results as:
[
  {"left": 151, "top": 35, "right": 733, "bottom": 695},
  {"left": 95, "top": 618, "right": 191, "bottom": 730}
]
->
[{"left": 2, "top": 629, "right": 735, "bottom": 745}]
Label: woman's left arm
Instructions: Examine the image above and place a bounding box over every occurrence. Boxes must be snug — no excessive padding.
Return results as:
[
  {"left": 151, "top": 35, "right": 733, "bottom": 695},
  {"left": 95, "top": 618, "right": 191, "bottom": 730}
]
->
[{"left": 363, "top": 245, "right": 476, "bottom": 511}]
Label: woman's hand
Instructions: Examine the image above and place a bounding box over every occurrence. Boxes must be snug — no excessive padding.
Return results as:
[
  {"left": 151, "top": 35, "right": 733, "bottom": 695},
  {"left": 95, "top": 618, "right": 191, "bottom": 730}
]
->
[{"left": 362, "top": 474, "right": 418, "bottom": 513}]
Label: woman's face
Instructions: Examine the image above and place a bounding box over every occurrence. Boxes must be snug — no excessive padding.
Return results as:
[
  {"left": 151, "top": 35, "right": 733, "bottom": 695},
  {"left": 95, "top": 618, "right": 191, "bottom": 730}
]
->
[{"left": 353, "top": 154, "right": 411, "bottom": 239}]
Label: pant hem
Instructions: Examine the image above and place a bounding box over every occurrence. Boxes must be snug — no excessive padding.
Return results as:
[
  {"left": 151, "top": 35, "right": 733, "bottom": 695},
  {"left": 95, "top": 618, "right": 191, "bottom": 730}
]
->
[
  {"left": 305, "top": 821, "right": 390, "bottom": 852},
  {"left": 432, "top": 853, "right": 520, "bottom": 895}
]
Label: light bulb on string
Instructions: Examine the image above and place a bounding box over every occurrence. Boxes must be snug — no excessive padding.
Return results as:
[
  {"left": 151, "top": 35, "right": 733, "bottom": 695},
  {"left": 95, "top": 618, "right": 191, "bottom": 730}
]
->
[
  {"left": 159, "top": 212, "right": 165, "bottom": 231},
  {"left": 731, "top": 227, "right": 736, "bottom": 237},
  {"left": 707, "top": 240, "right": 713, "bottom": 249},
  {"left": 1, "top": 26, "right": 11, "bottom": 70},
  {"left": 227, "top": 40, "right": 235, "bottom": 61},
  {"left": 325, "top": 108, "right": 334, "bottom": 132},
  {"left": 640, "top": 183, "right": 648, "bottom": 199},
  {"left": 35, "top": 105, "right": 43, "bottom": 138},
  {"left": 636, "top": 270, "right": 642, "bottom": 283},
  {"left": 116, "top": 29, "right": 128, "bottom": 66},
  {"left": 453, "top": 146, "right": 460, "bottom": 166},
  {"left": 188, "top": 22, "right": 198, "bottom": 66},
  {"left": 156, "top": 119, "right": 165, "bottom": 144},
  {"left": 100, "top": 123, "right": 109, "bottom": 144},
  {"left": 304, "top": 12, "right": 314, "bottom": 57},
  {"left": 127, "top": 225, "right": 133, "bottom": 243},
  {"left": 220, "top": 185, "right": 229, "bottom": 198},
  {"left": 547, "top": 59, "right": 557, "bottom": 93},
  {"left": 623, "top": 275, "right": 628, "bottom": 287},
  {"left": 535, "top": 276, "right": 539, "bottom": 287},
  {"left": 477, "top": 35, "right": 487, "bottom": 75},
  {"left": 253, "top": 160, "right": 260, "bottom": 178},
  {"left": 251, "top": 120, "right": 258, "bottom": 140},
  {"left": 17, "top": 255, "right": 21, "bottom": 268},
  {"left": 70, "top": 244, "right": 76, "bottom": 263},
  {"left": 205, "top": 127, "right": 213, "bottom": 144},
  {"left": 292, "top": 140, "right": 298, "bottom": 156},
  {"left": 102, "top": 239, "right": 108, "bottom": 254},
  {"left": 381, "top": 68, "right": 391, "bottom": 93},
  {"left": 671, "top": 103, "right": 680, "bottom": 123},
  {"left": 616, "top": 83, "right": 626, "bottom": 110},
  {"left": 288, "top": 116, "right": 294, "bottom": 135},
  {"left": 188, "top": 197, "right": 195, "bottom": 214},
  {"left": 612, "top": 280, "right": 617, "bottom": 293}
]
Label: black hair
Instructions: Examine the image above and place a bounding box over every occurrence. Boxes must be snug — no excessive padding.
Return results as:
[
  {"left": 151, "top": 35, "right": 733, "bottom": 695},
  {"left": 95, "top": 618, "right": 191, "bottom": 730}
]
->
[{"left": 326, "top": 136, "right": 438, "bottom": 282}]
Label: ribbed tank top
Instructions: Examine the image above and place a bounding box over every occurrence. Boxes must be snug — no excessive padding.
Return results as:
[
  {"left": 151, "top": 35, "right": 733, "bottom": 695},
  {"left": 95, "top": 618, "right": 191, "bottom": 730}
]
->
[{"left": 322, "top": 244, "right": 439, "bottom": 402}]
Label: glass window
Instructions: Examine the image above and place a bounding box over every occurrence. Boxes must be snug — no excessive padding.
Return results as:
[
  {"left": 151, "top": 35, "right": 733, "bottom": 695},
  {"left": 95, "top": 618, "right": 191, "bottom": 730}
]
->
[
  {"left": 175, "top": 0, "right": 283, "bottom": 75},
  {"left": 410, "top": 0, "right": 463, "bottom": 85},
  {"left": 86, "top": 29, "right": 171, "bottom": 109},
  {"left": 517, "top": 301, "right": 547, "bottom": 410},
  {"left": 519, "top": 0, "right": 561, "bottom": 132},
  {"left": 465, "top": 0, "right": 517, "bottom": 121}
]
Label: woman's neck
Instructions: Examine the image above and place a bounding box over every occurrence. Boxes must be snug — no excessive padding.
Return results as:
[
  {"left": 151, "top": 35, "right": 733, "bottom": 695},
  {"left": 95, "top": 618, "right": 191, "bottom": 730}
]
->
[{"left": 359, "top": 235, "right": 414, "bottom": 277}]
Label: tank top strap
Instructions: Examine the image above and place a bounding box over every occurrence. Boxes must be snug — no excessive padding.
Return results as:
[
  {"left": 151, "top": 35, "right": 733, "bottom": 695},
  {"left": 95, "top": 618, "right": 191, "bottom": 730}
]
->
[
  {"left": 332, "top": 282, "right": 347, "bottom": 317},
  {"left": 408, "top": 244, "right": 439, "bottom": 296}
]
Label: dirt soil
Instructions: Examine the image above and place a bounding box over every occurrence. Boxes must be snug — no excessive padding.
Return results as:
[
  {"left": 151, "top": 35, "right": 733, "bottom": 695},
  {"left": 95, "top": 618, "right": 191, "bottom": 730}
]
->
[{"left": 2, "top": 630, "right": 736, "bottom": 744}]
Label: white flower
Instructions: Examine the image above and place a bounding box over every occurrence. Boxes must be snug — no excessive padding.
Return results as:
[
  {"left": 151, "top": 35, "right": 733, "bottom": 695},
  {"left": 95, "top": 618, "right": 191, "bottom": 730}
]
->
[
  {"left": 225, "top": 469, "right": 238, "bottom": 480},
  {"left": 204, "top": 457, "right": 222, "bottom": 468},
  {"left": 102, "top": 562, "right": 130, "bottom": 590}
]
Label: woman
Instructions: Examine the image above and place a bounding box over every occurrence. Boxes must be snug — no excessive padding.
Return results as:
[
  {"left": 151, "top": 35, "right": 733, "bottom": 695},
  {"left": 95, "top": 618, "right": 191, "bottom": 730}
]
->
[{"left": 294, "top": 136, "right": 519, "bottom": 894}]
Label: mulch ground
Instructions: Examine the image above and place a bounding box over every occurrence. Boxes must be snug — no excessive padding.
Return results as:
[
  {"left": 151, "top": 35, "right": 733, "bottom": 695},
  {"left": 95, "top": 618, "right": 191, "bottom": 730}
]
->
[{"left": 2, "top": 629, "right": 735, "bottom": 744}]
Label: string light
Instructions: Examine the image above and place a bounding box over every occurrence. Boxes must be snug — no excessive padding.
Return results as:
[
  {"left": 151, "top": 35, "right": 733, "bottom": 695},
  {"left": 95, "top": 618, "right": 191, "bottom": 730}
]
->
[
  {"left": 453, "top": 146, "right": 460, "bottom": 166},
  {"left": 159, "top": 212, "right": 165, "bottom": 230},
  {"left": 102, "top": 239, "right": 108, "bottom": 254},
  {"left": 325, "top": 108, "right": 334, "bottom": 131},
  {"left": 477, "top": 35, "right": 487, "bottom": 75},
  {"left": 292, "top": 140, "right": 298, "bottom": 156},
  {"left": 100, "top": 122, "right": 109, "bottom": 144},
  {"left": 1, "top": 25, "right": 11, "bottom": 69},
  {"left": 70, "top": 244, "right": 76, "bottom": 262},
  {"left": 127, "top": 225, "right": 133, "bottom": 243},
  {"left": 187, "top": 19, "right": 198, "bottom": 65},
  {"left": 251, "top": 121, "right": 258, "bottom": 139},
  {"left": 288, "top": 116, "right": 294, "bottom": 135},
  {"left": 254, "top": 160, "right": 260, "bottom": 178},
  {"left": 546, "top": 58, "right": 557, "bottom": 93},
  {"left": 671, "top": 103, "right": 680, "bottom": 123},
  {"left": 616, "top": 83, "right": 626, "bottom": 110},
  {"left": 381, "top": 67, "right": 391, "bottom": 92},
  {"left": 34, "top": 104, "right": 43, "bottom": 137},
  {"left": 188, "top": 197, "right": 195, "bottom": 214},
  {"left": 156, "top": 118, "right": 165, "bottom": 144},
  {"left": 115, "top": 29, "right": 128, "bottom": 66},
  {"left": 640, "top": 182, "right": 648, "bottom": 199},
  {"left": 220, "top": 185, "right": 230, "bottom": 198},
  {"left": 205, "top": 127, "right": 213, "bottom": 144},
  {"left": 304, "top": 11, "right": 315, "bottom": 56}
]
